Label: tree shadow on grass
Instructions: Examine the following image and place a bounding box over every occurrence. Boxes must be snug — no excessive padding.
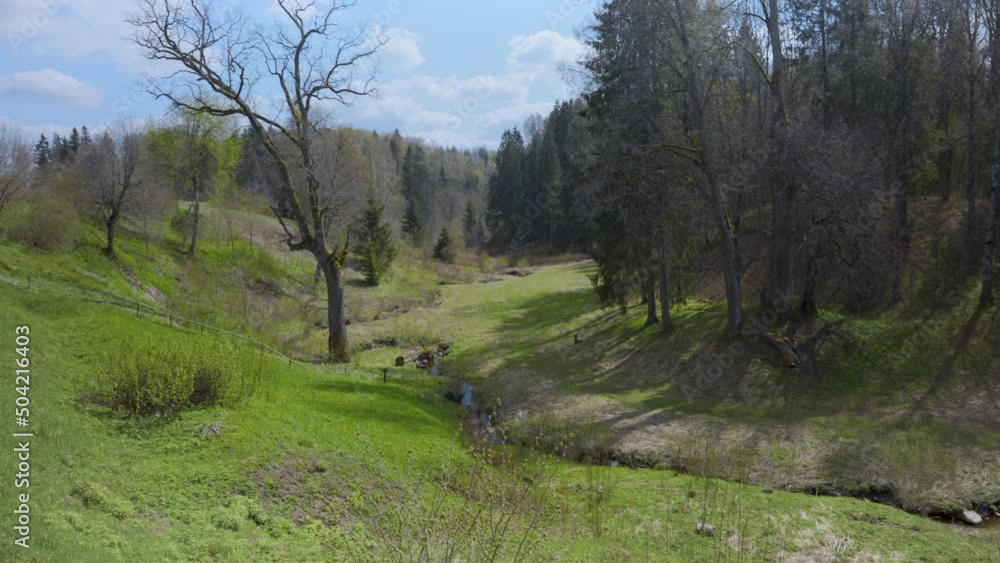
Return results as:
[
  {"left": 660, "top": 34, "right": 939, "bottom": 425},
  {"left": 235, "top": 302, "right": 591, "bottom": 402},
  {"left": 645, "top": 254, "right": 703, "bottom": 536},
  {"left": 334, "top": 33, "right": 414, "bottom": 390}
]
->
[{"left": 306, "top": 379, "right": 453, "bottom": 433}]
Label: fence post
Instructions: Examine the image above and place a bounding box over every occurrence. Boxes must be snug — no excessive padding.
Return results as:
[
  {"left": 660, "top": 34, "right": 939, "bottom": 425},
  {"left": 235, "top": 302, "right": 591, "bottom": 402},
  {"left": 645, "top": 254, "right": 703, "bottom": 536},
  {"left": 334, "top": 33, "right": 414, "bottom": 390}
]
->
[
  {"left": 383, "top": 368, "right": 388, "bottom": 383},
  {"left": 136, "top": 301, "right": 140, "bottom": 316}
]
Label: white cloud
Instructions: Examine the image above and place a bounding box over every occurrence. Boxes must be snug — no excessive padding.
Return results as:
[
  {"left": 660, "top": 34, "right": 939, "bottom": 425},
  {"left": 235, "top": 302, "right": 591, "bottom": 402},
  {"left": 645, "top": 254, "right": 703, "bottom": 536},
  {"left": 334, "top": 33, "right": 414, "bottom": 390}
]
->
[
  {"left": 377, "top": 28, "right": 425, "bottom": 71},
  {"left": 507, "top": 31, "right": 586, "bottom": 76},
  {"left": 342, "top": 29, "right": 585, "bottom": 147},
  {"left": 2, "top": 0, "right": 149, "bottom": 72},
  {"left": 0, "top": 69, "right": 103, "bottom": 109}
]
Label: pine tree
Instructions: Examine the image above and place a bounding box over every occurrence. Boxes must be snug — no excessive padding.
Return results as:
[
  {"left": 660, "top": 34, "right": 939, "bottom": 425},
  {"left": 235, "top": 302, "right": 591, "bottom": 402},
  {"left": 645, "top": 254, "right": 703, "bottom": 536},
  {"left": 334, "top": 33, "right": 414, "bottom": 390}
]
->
[
  {"left": 53, "top": 134, "right": 70, "bottom": 164},
  {"left": 389, "top": 129, "right": 403, "bottom": 163},
  {"left": 401, "top": 196, "right": 424, "bottom": 246},
  {"left": 353, "top": 197, "right": 397, "bottom": 286},
  {"left": 433, "top": 227, "right": 456, "bottom": 263},
  {"left": 69, "top": 127, "right": 81, "bottom": 154},
  {"left": 33, "top": 135, "right": 51, "bottom": 167},
  {"left": 81, "top": 126, "right": 92, "bottom": 146},
  {"left": 462, "top": 200, "right": 484, "bottom": 249}
]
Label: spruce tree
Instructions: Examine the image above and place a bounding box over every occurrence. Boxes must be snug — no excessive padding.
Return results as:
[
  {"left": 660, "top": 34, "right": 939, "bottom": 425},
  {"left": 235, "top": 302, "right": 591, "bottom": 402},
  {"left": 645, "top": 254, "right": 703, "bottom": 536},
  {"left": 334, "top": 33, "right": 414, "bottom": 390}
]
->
[
  {"left": 69, "top": 127, "right": 81, "bottom": 153},
  {"left": 33, "top": 135, "right": 51, "bottom": 167},
  {"left": 353, "top": 197, "right": 397, "bottom": 286},
  {"left": 462, "top": 201, "right": 484, "bottom": 249},
  {"left": 81, "top": 126, "right": 92, "bottom": 146},
  {"left": 433, "top": 227, "right": 456, "bottom": 263},
  {"left": 401, "top": 196, "right": 424, "bottom": 246}
]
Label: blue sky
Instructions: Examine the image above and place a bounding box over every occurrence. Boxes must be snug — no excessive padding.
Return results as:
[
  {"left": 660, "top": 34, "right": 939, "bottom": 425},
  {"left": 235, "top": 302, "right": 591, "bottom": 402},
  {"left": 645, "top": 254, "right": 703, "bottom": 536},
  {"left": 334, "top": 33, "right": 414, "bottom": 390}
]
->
[{"left": 0, "top": 0, "right": 596, "bottom": 148}]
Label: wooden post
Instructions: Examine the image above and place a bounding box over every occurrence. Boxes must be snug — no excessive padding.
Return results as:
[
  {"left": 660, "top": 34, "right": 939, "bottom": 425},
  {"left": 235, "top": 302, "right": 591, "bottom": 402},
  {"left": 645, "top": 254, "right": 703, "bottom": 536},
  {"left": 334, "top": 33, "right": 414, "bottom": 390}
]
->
[
  {"left": 383, "top": 368, "right": 388, "bottom": 383},
  {"left": 136, "top": 302, "right": 140, "bottom": 316}
]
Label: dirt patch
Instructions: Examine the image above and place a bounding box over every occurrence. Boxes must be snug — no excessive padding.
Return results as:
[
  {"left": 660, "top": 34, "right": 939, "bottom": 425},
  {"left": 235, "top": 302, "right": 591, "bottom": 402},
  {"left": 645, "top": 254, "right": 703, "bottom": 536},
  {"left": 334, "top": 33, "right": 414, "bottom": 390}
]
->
[
  {"left": 251, "top": 453, "right": 368, "bottom": 527},
  {"left": 120, "top": 266, "right": 165, "bottom": 304}
]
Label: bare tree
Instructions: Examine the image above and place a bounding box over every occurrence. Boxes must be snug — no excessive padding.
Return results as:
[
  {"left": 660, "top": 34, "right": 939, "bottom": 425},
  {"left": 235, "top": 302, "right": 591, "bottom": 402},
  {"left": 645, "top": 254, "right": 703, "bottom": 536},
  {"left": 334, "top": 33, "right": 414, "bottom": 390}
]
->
[
  {"left": 672, "top": 0, "right": 745, "bottom": 337},
  {"left": 981, "top": 0, "right": 1000, "bottom": 302},
  {"left": 80, "top": 123, "right": 145, "bottom": 258},
  {"left": 963, "top": 0, "right": 987, "bottom": 246},
  {"left": 0, "top": 125, "right": 31, "bottom": 219},
  {"left": 129, "top": 0, "right": 384, "bottom": 362}
]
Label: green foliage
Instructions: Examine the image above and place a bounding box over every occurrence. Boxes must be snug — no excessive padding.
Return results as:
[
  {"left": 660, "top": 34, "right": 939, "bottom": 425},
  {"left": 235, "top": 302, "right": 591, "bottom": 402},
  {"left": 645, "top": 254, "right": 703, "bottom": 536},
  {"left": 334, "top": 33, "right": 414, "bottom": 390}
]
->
[
  {"left": 169, "top": 206, "right": 196, "bottom": 243},
  {"left": 400, "top": 196, "right": 423, "bottom": 247},
  {"left": 72, "top": 481, "right": 135, "bottom": 520},
  {"left": 7, "top": 179, "right": 81, "bottom": 250},
  {"left": 461, "top": 200, "right": 484, "bottom": 249},
  {"left": 353, "top": 197, "right": 396, "bottom": 286},
  {"left": 432, "top": 227, "right": 455, "bottom": 263},
  {"left": 89, "top": 337, "right": 269, "bottom": 417}
]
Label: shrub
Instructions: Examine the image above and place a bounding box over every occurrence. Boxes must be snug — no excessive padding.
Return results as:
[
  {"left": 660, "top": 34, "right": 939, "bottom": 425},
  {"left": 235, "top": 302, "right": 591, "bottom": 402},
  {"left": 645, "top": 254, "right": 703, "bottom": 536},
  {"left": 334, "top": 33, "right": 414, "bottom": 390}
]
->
[
  {"left": 88, "top": 338, "right": 269, "bottom": 417},
  {"left": 433, "top": 227, "right": 456, "bottom": 263},
  {"left": 7, "top": 182, "right": 80, "bottom": 250}
]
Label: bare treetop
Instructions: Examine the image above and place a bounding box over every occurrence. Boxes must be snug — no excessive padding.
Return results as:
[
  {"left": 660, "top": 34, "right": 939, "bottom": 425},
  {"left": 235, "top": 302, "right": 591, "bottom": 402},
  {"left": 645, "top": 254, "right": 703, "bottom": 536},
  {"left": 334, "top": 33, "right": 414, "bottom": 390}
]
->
[{"left": 129, "top": 0, "right": 384, "bottom": 146}]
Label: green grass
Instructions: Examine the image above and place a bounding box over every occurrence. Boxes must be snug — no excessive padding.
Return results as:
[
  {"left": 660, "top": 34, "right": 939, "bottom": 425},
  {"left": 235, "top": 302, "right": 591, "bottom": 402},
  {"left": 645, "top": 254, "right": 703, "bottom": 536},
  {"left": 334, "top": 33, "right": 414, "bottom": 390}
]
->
[
  {"left": 2, "top": 208, "right": 999, "bottom": 560},
  {"left": 2, "top": 286, "right": 998, "bottom": 561}
]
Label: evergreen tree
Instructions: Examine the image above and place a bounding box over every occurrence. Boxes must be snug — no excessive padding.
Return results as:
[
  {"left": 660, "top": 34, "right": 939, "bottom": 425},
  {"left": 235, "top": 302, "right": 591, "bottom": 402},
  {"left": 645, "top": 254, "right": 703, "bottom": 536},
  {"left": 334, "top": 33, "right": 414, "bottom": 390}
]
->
[
  {"left": 462, "top": 200, "right": 484, "bottom": 249},
  {"left": 69, "top": 127, "right": 81, "bottom": 154},
  {"left": 53, "top": 133, "right": 71, "bottom": 164},
  {"left": 401, "top": 196, "right": 424, "bottom": 246},
  {"left": 33, "top": 134, "right": 51, "bottom": 167},
  {"left": 486, "top": 128, "right": 525, "bottom": 248},
  {"left": 389, "top": 129, "right": 403, "bottom": 163},
  {"left": 353, "top": 197, "right": 397, "bottom": 286},
  {"left": 81, "top": 126, "right": 92, "bottom": 146},
  {"left": 433, "top": 227, "right": 456, "bottom": 263}
]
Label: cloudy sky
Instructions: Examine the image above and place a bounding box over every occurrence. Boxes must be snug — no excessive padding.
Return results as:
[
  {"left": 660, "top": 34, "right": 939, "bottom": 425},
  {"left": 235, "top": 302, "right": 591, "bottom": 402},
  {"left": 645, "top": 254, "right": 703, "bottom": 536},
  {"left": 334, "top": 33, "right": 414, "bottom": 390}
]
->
[{"left": 0, "top": 0, "right": 595, "bottom": 148}]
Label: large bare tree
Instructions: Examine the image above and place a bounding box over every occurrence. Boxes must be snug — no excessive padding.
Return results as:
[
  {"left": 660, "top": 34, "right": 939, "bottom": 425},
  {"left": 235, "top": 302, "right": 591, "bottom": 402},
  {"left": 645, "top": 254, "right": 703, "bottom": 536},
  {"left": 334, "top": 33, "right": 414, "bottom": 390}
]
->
[
  {"left": 80, "top": 124, "right": 145, "bottom": 258},
  {"left": 0, "top": 125, "right": 31, "bottom": 219},
  {"left": 129, "top": 0, "right": 383, "bottom": 362}
]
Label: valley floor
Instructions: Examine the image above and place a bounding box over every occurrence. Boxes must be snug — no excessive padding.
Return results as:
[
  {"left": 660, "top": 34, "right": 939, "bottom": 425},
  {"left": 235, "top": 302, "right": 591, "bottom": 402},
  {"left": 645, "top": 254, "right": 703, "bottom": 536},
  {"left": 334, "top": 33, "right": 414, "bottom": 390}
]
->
[{"left": 1, "top": 223, "right": 999, "bottom": 561}]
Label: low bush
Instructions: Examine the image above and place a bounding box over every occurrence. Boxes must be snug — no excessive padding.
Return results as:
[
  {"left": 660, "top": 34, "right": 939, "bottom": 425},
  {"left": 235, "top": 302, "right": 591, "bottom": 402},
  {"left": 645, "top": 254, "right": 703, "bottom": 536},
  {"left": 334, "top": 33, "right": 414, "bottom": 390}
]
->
[
  {"left": 7, "top": 185, "right": 80, "bottom": 250},
  {"left": 88, "top": 337, "right": 270, "bottom": 417}
]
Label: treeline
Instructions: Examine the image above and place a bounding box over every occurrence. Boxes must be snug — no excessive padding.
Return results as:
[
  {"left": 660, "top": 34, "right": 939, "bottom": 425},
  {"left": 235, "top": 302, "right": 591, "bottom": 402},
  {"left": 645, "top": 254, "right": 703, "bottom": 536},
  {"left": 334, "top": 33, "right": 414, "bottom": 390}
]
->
[
  {"left": 3, "top": 118, "right": 491, "bottom": 264},
  {"left": 486, "top": 0, "right": 1000, "bottom": 335},
  {"left": 485, "top": 100, "right": 595, "bottom": 254}
]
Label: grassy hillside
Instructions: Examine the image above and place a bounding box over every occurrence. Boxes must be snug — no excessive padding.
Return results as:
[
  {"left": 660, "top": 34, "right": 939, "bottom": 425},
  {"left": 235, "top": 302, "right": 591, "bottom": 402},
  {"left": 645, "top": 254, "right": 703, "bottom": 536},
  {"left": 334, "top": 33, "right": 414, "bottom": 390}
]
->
[
  {"left": 370, "top": 261, "right": 1000, "bottom": 515},
  {"left": 1, "top": 209, "right": 998, "bottom": 560}
]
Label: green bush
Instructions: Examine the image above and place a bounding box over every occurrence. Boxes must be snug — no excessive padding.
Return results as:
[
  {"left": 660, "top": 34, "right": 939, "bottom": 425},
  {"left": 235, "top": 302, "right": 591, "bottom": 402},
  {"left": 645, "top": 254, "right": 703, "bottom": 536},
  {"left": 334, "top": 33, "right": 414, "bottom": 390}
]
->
[
  {"left": 7, "top": 188, "right": 80, "bottom": 250},
  {"left": 89, "top": 338, "right": 269, "bottom": 417},
  {"left": 72, "top": 481, "right": 135, "bottom": 520}
]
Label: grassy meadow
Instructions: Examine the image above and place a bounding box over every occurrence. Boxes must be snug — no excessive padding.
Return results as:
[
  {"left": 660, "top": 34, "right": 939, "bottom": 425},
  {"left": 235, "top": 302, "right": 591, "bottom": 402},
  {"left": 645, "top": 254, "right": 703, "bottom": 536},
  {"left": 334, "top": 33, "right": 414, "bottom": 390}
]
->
[{"left": 0, "top": 208, "right": 998, "bottom": 561}]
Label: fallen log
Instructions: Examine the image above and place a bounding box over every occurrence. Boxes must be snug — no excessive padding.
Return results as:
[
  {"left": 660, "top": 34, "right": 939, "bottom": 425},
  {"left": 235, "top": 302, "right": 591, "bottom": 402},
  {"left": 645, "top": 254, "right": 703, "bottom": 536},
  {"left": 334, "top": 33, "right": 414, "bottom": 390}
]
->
[
  {"left": 393, "top": 344, "right": 452, "bottom": 369},
  {"left": 764, "top": 333, "right": 800, "bottom": 368}
]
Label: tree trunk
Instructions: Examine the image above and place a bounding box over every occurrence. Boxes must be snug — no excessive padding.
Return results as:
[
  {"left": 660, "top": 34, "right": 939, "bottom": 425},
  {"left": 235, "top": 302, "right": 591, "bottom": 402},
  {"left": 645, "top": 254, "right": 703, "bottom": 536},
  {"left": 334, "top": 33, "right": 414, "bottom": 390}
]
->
[
  {"left": 941, "top": 101, "right": 954, "bottom": 202},
  {"left": 658, "top": 253, "right": 673, "bottom": 332},
  {"left": 187, "top": 175, "right": 201, "bottom": 256},
  {"left": 103, "top": 219, "right": 116, "bottom": 258},
  {"left": 891, "top": 45, "right": 910, "bottom": 303},
  {"left": 675, "top": 0, "right": 743, "bottom": 337},
  {"left": 980, "top": 122, "right": 1000, "bottom": 303},
  {"left": 762, "top": 0, "right": 796, "bottom": 314},
  {"left": 644, "top": 272, "right": 659, "bottom": 326},
  {"left": 320, "top": 257, "right": 350, "bottom": 363},
  {"left": 801, "top": 241, "right": 820, "bottom": 318},
  {"left": 967, "top": 72, "right": 978, "bottom": 246}
]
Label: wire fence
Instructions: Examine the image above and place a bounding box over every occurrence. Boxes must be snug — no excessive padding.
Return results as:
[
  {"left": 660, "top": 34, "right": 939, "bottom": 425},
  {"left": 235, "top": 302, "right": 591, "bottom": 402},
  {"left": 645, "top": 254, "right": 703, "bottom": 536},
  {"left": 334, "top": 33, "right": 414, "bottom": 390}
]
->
[{"left": 0, "top": 270, "right": 310, "bottom": 370}]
